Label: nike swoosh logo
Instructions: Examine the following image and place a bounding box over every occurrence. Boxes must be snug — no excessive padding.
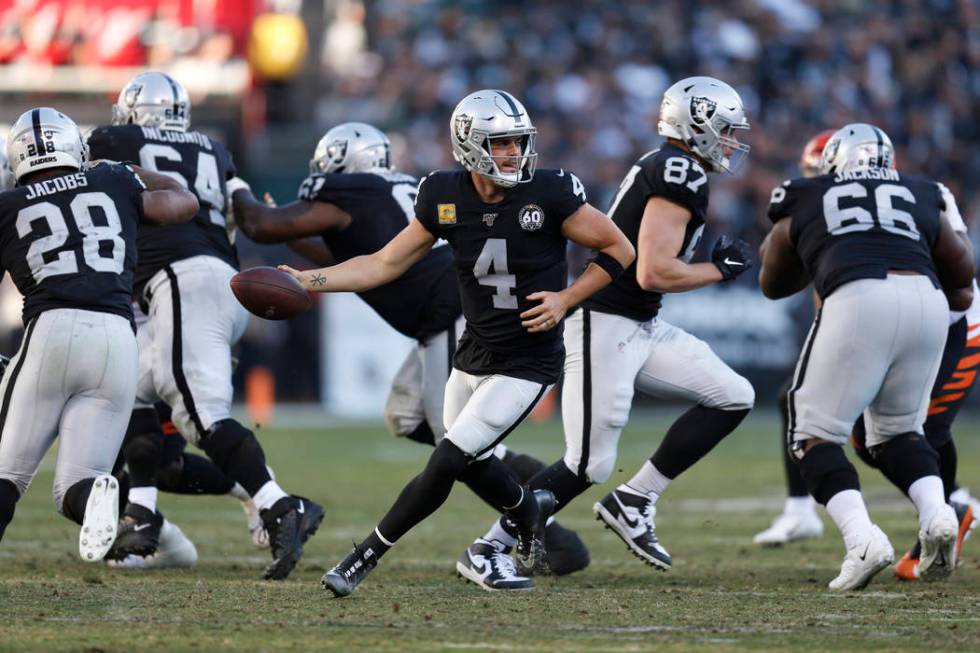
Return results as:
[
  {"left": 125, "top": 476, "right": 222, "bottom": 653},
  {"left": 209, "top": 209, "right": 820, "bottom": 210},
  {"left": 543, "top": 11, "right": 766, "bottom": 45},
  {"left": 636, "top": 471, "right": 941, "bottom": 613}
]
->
[
  {"left": 723, "top": 258, "right": 744, "bottom": 266},
  {"left": 133, "top": 524, "right": 152, "bottom": 532},
  {"left": 612, "top": 494, "right": 641, "bottom": 530},
  {"left": 468, "top": 553, "right": 491, "bottom": 579},
  {"left": 858, "top": 540, "right": 871, "bottom": 561},
  {"left": 297, "top": 501, "right": 305, "bottom": 515}
]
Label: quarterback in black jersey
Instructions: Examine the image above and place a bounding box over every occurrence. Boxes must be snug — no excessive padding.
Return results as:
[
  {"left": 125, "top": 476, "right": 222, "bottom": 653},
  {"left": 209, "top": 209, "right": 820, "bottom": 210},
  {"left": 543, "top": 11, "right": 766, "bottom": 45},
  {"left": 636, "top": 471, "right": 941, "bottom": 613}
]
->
[
  {"left": 463, "top": 77, "right": 757, "bottom": 579},
  {"left": 280, "top": 89, "right": 634, "bottom": 596},
  {"left": 760, "top": 123, "right": 975, "bottom": 591},
  {"left": 0, "top": 108, "right": 198, "bottom": 560},
  {"left": 234, "top": 122, "right": 590, "bottom": 576},
  {"left": 88, "top": 72, "right": 324, "bottom": 580}
]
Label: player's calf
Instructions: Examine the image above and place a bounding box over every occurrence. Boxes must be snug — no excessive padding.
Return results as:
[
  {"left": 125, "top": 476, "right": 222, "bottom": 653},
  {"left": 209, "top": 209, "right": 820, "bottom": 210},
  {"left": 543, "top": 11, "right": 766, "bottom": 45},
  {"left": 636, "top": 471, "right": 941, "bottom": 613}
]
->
[{"left": 0, "top": 479, "right": 19, "bottom": 541}]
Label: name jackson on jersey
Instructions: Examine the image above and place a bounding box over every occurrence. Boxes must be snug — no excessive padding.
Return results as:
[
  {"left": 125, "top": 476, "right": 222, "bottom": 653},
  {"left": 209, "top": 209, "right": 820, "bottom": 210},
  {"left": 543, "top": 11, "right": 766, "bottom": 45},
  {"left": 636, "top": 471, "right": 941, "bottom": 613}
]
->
[
  {"left": 86, "top": 123, "right": 238, "bottom": 291},
  {"left": 414, "top": 168, "right": 586, "bottom": 384}
]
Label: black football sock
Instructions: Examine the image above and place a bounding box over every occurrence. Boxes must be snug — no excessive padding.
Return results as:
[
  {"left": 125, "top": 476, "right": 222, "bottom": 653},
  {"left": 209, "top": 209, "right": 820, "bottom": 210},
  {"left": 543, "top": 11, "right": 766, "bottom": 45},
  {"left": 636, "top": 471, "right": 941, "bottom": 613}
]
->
[
  {"left": 933, "top": 439, "right": 958, "bottom": 502},
  {"left": 60, "top": 478, "right": 96, "bottom": 525},
  {"left": 0, "top": 479, "right": 20, "bottom": 540},
  {"left": 158, "top": 453, "right": 236, "bottom": 495},
  {"left": 798, "top": 443, "right": 861, "bottom": 506},
  {"left": 650, "top": 405, "right": 750, "bottom": 479},
  {"left": 778, "top": 380, "right": 808, "bottom": 497},
  {"left": 114, "top": 470, "right": 131, "bottom": 514},
  {"left": 200, "top": 419, "right": 272, "bottom": 496},
  {"left": 869, "top": 432, "right": 941, "bottom": 496},
  {"left": 459, "top": 454, "right": 525, "bottom": 512},
  {"left": 526, "top": 459, "right": 591, "bottom": 514},
  {"left": 404, "top": 421, "right": 436, "bottom": 447},
  {"left": 850, "top": 417, "right": 878, "bottom": 469},
  {"left": 123, "top": 408, "right": 164, "bottom": 489},
  {"left": 375, "top": 439, "right": 469, "bottom": 546},
  {"left": 501, "top": 449, "right": 547, "bottom": 483}
]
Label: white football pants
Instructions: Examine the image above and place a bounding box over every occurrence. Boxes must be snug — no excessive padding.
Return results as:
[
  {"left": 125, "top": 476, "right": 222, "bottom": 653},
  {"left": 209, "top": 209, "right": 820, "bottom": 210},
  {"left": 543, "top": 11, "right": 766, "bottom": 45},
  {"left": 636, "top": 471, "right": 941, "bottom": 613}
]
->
[
  {"left": 562, "top": 308, "right": 754, "bottom": 483},
  {"left": 135, "top": 255, "right": 249, "bottom": 444},
  {"left": 0, "top": 309, "right": 137, "bottom": 512},
  {"left": 789, "top": 274, "right": 948, "bottom": 449}
]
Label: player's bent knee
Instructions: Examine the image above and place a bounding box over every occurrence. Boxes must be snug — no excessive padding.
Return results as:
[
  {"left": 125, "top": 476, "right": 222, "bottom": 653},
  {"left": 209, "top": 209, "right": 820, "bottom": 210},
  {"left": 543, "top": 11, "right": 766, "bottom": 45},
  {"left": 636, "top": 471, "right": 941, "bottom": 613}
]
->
[
  {"left": 424, "top": 439, "right": 469, "bottom": 482},
  {"left": 200, "top": 419, "right": 258, "bottom": 469},
  {"left": 798, "top": 441, "right": 859, "bottom": 505},
  {"left": 722, "top": 376, "right": 755, "bottom": 410},
  {"left": 125, "top": 407, "right": 161, "bottom": 442}
]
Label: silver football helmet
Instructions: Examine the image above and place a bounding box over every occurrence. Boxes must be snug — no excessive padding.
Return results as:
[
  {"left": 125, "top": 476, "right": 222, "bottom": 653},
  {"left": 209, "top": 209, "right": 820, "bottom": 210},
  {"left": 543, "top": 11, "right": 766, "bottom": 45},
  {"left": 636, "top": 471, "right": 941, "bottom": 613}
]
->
[
  {"left": 6, "top": 108, "right": 88, "bottom": 182},
  {"left": 450, "top": 89, "right": 537, "bottom": 188},
  {"left": 819, "top": 123, "right": 895, "bottom": 175},
  {"left": 112, "top": 71, "right": 191, "bottom": 131},
  {"left": 310, "top": 122, "right": 391, "bottom": 174},
  {"left": 657, "top": 76, "right": 750, "bottom": 173}
]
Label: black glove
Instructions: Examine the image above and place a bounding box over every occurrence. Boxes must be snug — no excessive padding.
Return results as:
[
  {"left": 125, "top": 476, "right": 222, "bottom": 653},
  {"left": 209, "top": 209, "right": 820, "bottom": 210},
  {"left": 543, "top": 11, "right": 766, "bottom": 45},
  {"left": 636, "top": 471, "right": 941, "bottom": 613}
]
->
[{"left": 711, "top": 236, "right": 753, "bottom": 281}]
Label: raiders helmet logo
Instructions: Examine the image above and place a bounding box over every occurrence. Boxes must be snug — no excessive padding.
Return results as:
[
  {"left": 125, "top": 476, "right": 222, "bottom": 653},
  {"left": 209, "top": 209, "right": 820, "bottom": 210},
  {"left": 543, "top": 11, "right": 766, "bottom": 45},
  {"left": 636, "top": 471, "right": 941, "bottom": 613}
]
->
[
  {"left": 454, "top": 114, "right": 473, "bottom": 143},
  {"left": 518, "top": 204, "right": 545, "bottom": 231},
  {"left": 689, "top": 96, "right": 717, "bottom": 125},
  {"left": 326, "top": 139, "right": 348, "bottom": 165},
  {"left": 823, "top": 137, "right": 841, "bottom": 167},
  {"left": 123, "top": 84, "right": 143, "bottom": 108}
]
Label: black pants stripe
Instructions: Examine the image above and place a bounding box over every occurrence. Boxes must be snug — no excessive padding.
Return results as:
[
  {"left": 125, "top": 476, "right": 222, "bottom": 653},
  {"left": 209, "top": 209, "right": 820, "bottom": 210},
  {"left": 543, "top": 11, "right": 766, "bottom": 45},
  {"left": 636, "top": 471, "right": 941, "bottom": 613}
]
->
[
  {"left": 576, "top": 308, "right": 593, "bottom": 479},
  {"left": 787, "top": 307, "right": 823, "bottom": 449},
  {"left": 163, "top": 266, "right": 207, "bottom": 439},
  {"left": 473, "top": 383, "right": 549, "bottom": 460},
  {"left": 0, "top": 318, "right": 37, "bottom": 438}
]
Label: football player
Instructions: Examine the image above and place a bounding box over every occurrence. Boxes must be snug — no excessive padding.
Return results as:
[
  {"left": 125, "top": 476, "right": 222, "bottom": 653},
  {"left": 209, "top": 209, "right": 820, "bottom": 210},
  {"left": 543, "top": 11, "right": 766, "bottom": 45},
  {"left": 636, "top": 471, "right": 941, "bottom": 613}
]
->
[
  {"left": 232, "top": 122, "right": 590, "bottom": 575},
  {"left": 87, "top": 72, "right": 324, "bottom": 580},
  {"left": 279, "top": 89, "right": 635, "bottom": 596},
  {"left": 459, "top": 76, "right": 757, "bottom": 585},
  {"left": 849, "top": 182, "right": 979, "bottom": 580},
  {"left": 760, "top": 123, "right": 975, "bottom": 590},
  {"left": 0, "top": 108, "right": 198, "bottom": 559},
  {"left": 753, "top": 129, "right": 835, "bottom": 546}
]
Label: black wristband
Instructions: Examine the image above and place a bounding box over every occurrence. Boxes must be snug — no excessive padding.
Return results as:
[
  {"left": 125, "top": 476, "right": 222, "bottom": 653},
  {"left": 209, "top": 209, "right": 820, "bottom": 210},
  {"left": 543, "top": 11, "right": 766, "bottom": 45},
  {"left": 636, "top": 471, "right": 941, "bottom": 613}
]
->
[{"left": 591, "top": 251, "right": 625, "bottom": 281}]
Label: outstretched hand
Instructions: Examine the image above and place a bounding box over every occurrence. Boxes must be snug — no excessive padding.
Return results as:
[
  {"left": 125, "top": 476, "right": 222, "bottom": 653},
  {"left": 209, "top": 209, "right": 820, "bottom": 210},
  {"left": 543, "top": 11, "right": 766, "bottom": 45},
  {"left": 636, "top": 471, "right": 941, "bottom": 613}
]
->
[
  {"left": 277, "top": 264, "right": 326, "bottom": 292},
  {"left": 521, "top": 291, "right": 568, "bottom": 333}
]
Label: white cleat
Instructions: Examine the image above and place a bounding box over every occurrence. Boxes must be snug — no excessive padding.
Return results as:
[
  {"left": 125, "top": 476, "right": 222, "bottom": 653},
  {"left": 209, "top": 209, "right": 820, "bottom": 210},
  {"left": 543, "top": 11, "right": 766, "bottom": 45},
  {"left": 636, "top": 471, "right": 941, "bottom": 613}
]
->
[
  {"left": 828, "top": 525, "right": 894, "bottom": 591},
  {"left": 79, "top": 475, "right": 119, "bottom": 562},
  {"left": 107, "top": 519, "right": 198, "bottom": 569},
  {"left": 753, "top": 508, "right": 824, "bottom": 546},
  {"left": 919, "top": 505, "right": 958, "bottom": 582}
]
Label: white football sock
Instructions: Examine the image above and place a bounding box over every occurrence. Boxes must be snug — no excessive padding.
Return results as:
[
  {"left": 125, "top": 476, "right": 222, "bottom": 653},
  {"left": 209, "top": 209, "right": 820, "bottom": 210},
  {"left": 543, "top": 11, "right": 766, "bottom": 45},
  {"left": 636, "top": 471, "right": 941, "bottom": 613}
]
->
[
  {"left": 624, "top": 461, "right": 672, "bottom": 505},
  {"left": 251, "top": 480, "right": 288, "bottom": 512},
  {"left": 786, "top": 495, "right": 817, "bottom": 514},
  {"left": 825, "top": 489, "right": 874, "bottom": 551},
  {"left": 128, "top": 486, "right": 158, "bottom": 513},
  {"left": 483, "top": 518, "right": 517, "bottom": 551},
  {"left": 908, "top": 475, "right": 946, "bottom": 531}
]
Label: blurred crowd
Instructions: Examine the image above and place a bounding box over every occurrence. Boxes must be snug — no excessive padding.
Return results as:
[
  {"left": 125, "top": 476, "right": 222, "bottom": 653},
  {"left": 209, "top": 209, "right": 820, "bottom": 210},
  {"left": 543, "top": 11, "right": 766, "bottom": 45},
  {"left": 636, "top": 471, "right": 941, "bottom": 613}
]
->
[{"left": 315, "top": 0, "right": 980, "bottom": 258}]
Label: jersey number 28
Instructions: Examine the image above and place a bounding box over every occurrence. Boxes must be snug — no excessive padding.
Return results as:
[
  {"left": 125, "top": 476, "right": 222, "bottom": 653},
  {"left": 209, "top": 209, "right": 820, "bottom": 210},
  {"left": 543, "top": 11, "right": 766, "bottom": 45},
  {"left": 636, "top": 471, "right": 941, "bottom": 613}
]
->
[{"left": 18, "top": 192, "right": 124, "bottom": 283}]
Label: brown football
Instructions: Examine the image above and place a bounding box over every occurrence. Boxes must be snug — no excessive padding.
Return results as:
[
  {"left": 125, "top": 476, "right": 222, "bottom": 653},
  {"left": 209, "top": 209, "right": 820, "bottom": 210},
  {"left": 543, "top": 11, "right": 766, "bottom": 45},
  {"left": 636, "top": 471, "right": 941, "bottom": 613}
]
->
[{"left": 230, "top": 266, "right": 312, "bottom": 320}]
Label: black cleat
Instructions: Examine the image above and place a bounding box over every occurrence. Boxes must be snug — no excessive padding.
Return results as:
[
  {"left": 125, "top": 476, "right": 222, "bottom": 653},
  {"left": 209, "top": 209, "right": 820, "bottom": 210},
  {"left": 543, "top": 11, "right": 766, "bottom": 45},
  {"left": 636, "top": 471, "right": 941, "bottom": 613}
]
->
[
  {"left": 543, "top": 521, "right": 590, "bottom": 576},
  {"left": 594, "top": 487, "right": 672, "bottom": 570},
  {"left": 322, "top": 544, "right": 378, "bottom": 597},
  {"left": 105, "top": 503, "right": 163, "bottom": 560},
  {"left": 510, "top": 489, "right": 556, "bottom": 576},
  {"left": 261, "top": 496, "right": 325, "bottom": 580}
]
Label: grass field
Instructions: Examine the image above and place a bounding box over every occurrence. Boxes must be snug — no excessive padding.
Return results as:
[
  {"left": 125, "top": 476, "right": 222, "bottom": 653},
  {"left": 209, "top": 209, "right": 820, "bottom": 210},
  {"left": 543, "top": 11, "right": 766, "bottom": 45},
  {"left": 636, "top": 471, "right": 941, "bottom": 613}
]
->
[{"left": 2, "top": 411, "right": 979, "bottom": 652}]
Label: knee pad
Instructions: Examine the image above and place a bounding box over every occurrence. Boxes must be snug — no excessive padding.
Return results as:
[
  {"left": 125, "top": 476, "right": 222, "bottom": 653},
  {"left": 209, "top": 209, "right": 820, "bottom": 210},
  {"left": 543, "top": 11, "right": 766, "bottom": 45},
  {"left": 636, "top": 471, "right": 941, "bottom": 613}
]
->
[
  {"left": 424, "top": 439, "right": 469, "bottom": 482},
  {"left": 869, "top": 432, "right": 940, "bottom": 495},
  {"left": 798, "top": 443, "right": 860, "bottom": 506},
  {"left": 723, "top": 376, "right": 756, "bottom": 411},
  {"left": 585, "top": 452, "right": 618, "bottom": 485},
  {"left": 200, "top": 419, "right": 260, "bottom": 469}
]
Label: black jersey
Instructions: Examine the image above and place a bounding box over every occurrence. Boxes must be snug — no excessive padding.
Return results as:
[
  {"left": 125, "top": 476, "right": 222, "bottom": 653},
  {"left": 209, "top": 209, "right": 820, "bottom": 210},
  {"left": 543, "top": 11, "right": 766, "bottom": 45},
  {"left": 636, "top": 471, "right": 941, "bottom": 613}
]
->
[
  {"left": 87, "top": 124, "right": 238, "bottom": 290},
  {"left": 767, "top": 169, "right": 942, "bottom": 299},
  {"left": 584, "top": 143, "right": 710, "bottom": 321},
  {"left": 415, "top": 169, "right": 586, "bottom": 384},
  {"left": 297, "top": 170, "right": 460, "bottom": 340},
  {"left": 0, "top": 164, "right": 145, "bottom": 326}
]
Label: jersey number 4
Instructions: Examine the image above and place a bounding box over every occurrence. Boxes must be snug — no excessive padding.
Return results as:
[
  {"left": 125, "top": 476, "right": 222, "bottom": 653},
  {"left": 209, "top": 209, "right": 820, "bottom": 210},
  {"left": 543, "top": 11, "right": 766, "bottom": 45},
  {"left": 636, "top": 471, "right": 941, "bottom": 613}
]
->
[
  {"left": 474, "top": 238, "right": 517, "bottom": 309},
  {"left": 823, "top": 183, "right": 920, "bottom": 240},
  {"left": 17, "top": 192, "right": 124, "bottom": 283}
]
